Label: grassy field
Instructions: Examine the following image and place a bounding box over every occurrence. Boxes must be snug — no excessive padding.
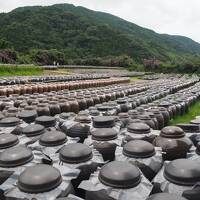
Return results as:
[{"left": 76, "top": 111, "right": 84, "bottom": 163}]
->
[
  {"left": 0, "top": 65, "right": 43, "bottom": 76},
  {"left": 130, "top": 76, "right": 141, "bottom": 81},
  {"left": 170, "top": 101, "right": 200, "bottom": 125}
]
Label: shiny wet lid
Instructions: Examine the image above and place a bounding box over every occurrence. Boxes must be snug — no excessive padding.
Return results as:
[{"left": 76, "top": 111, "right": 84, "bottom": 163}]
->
[
  {"left": 59, "top": 143, "right": 92, "bottom": 164},
  {"left": 18, "top": 110, "right": 37, "bottom": 123},
  {"left": 18, "top": 164, "right": 62, "bottom": 193},
  {"left": 35, "top": 116, "right": 56, "bottom": 128},
  {"left": 123, "top": 140, "right": 155, "bottom": 158},
  {"left": 160, "top": 126, "right": 185, "bottom": 138},
  {"left": 127, "top": 122, "right": 150, "bottom": 134},
  {"left": 93, "top": 116, "right": 115, "bottom": 128},
  {"left": 22, "top": 124, "right": 45, "bottom": 137},
  {"left": 0, "top": 133, "right": 19, "bottom": 149},
  {"left": 99, "top": 161, "right": 141, "bottom": 189},
  {"left": 0, "top": 117, "right": 21, "bottom": 127},
  {"left": 91, "top": 128, "right": 118, "bottom": 141},
  {"left": 164, "top": 159, "right": 200, "bottom": 186},
  {"left": 0, "top": 146, "right": 33, "bottom": 167},
  {"left": 39, "top": 130, "right": 67, "bottom": 146}
]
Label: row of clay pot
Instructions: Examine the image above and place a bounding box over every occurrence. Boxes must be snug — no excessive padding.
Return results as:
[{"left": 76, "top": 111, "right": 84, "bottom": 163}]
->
[{"left": 0, "top": 78, "right": 130, "bottom": 96}]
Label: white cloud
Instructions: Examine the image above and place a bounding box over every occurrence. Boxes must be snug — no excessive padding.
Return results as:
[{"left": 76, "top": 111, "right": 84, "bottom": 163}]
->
[{"left": 0, "top": 0, "right": 200, "bottom": 43}]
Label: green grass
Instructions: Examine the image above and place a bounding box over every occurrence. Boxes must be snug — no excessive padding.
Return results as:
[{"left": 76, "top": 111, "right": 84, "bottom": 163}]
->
[
  {"left": 130, "top": 76, "right": 140, "bottom": 81},
  {"left": 170, "top": 101, "right": 200, "bottom": 125},
  {"left": 0, "top": 65, "right": 43, "bottom": 76}
]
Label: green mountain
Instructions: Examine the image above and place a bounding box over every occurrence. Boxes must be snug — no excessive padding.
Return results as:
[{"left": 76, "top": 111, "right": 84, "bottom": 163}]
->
[{"left": 0, "top": 3, "right": 200, "bottom": 65}]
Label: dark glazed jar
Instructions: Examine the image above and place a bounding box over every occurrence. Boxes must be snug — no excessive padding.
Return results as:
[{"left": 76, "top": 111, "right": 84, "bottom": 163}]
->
[
  {"left": 68, "top": 98, "right": 79, "bottom": 114},
  {"left": 159, "top": 107, "right": 170, "bottom": 126},
  {"left": 150, "top": 109, "right": 165, "bottom": 130},
  {"left": 49, "top": 101, "right": 61, "bottom": 116},
  {"left": 77, "top": 97, "right": 87, "bottom": 111},
  {"left": 59, "top": 100, "right": 70, "bottom": 113},
  {"left": 91, "top": 128, "right": 118, "bottom": 161},
  {"left": 36, "top": 103, "right": 51, "bottom": 116},
  {"left": 153, "top": 126, "right": 193, "bottom": 160},
  {"left": 93, "top": 116, "right": 116, "bottom": 128}
]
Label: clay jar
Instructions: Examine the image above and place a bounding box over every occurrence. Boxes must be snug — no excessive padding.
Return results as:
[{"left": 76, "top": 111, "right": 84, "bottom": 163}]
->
[
  {"left": 91, "top": 128, "right": 118, "bottom": 161},
  {"left": 48, "top": 101, "right": 61, "bottom": 116},
  {"left": 58, "top": 100, "right": 70, "bottom": 113},
  {"left": 159, "top": 107, "right": 170, "bottom": 126},
  {"left": 153, "top": 126, "right": 193, "bottom": 160},
  {"left": 138, "top": 114, "right": 156, "bottom": 129},
  {"left": 149, "top": 109, "right": 164, "bottom": 130},
  {"left": 76, "top": 96, "right": 87, "bottom": 111},
  {"left": 36, "top": 103, "right": 50, "bottom": 116},
  {"left": 68, "top": 98, "right": 79, "bottom": 114}
]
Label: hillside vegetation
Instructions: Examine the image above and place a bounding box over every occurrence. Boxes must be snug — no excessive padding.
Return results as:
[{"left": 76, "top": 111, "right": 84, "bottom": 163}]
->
[{"left": 0, "top": 4, "right": 200, "bottom": 71}]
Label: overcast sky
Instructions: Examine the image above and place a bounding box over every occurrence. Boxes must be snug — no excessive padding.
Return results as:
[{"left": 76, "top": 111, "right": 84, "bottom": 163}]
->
[{"left": 1, "top": 0, "right": 200, "bottom": 43}]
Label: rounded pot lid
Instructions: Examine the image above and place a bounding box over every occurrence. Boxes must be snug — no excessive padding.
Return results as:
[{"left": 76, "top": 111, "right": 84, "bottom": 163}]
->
[
  {"left": 177, "top": 123, "right": 200, "bottom": 133},
  {"left": 93, "top": 116, "right": 115, "bottom": 128},
  {"left": 123, "top": 140, "right": 155, "bottom": 158},
  {"left": 18, "top": 164, "right": 62, "bottom": 193},
  {"left": 18, "top": 110, "right": 37, "bottom": 123},
  {"left": 127, "top": 122, "right": 150, "bottom": 134},
  {"left": 147, "top": 193, "right": 188, "bottom": 200},
  {"left": 97, "top": 106, "right": 112, "bottom": 111},
  {"left": 0, "top": 117, "right": 21, "bottom": 127},
  {"left": 59, "top": 112, "right": 76, "bottom": 120},
  {"left": 160, "top": 126, "right": 185, "bottom": 138},
  {"left": 59, "top": 143, "right": 92, "bottom": 164},
  {"left": 22, "top": 124, "right": 45, "bottom": 137},
  {"left": 190, "top": 118, "right": 200, "bottom": 125},
  {"left": 67, "top": 123, "right": 89, "bottom": 138},
  {"left": 0, "top": 133, "right": 19, "bottom": 149},
  {"left": 39, "top": 130, "right": 67, "bottom": 146},
  {"left": 75, "top": 115, "right": 91, "bottom": 123},
  {"left": 35, "top": 116, "right": 56, "bottom": 128},
  {"left": 0, "top": 146, "right": 34, "bottom": 167},
  {"left": 164, "top": 159, "right": 200, "bottom": 186},
  {"left": 89, "top": 109, "right": 100, "bottom": 116},
  {"left": 91, "top": 128, "right": 118, "bottom": 141},
  {"left": 99, "top": 161, "right": 141, "bottom": 188}
]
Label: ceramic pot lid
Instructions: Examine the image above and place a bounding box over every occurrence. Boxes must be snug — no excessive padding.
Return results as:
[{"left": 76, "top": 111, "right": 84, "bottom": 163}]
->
[
  {"left": 59, "top": 112, "right": 76, "bottom": 120},
  {"left": 164, "top": 159, "right": 200, "bottom": 186},
  {"left": 177, "top": 123, "right": 200, "bottom": 133},
  {"left": 18, "top": 110, "right": 37, "bottom": 123},
  {"left": 18, "top": 164, "right": 62, "bottom": 193},
  {"left": 39, "top": 130, "right": 67, "bottom": 146},
  {"left": 127, "top": 122, "right": 150, "bottom": 134},
  {"left": 147, "top": 193, "right": 187, "bottom": 200},
  {"left": 0, "top": 117, "right": 21, "bottom": 127},
  {"left": 160, "top": 126, "right": 185, "bottom": 138},
  {"left": 118, "top": 113, "right": 129, "bottom": 118},
  {"left": 91, "top": 128, "right": 118, "bottom": 141},
  {"left": 35, "top": 116, "right": 56, "bottom": 128},
  {"left": 116, "top": 99, "right": 127, "bottom": 104},
  {"left": 22, "top": 124, "right": 45, "bottom": 137},
  {"left": 97, "top": 106, "right": 112, "bottom": 111},
  {"left": 59, "top": 143, "right": 92, "bottom": 164},
  {"left": 99, "top": 161, "right": 141, "bottom": 189},
  {"left": 89, "top": 109, "right": 100, "bottom": 116},
  {"left": 75, "top": 115, "right": 91, "bottom": 123},
  {"left": 190, "top": 118, "right": 200, "bottom": 125},
  {"left": 0, "top": 133, "right": 19, "bottom": 149},
  {"left": 93, "top": 116, "right": 115, "bottom": 128},
  {"left": 67, "top": 123, "right": 89, "bottom": 138},
  {"left": 0, "top": 146, "right": 33, "bottom": 167},
  {"left": 123, "top": 140, "right": 155, "bottom": 158}
]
